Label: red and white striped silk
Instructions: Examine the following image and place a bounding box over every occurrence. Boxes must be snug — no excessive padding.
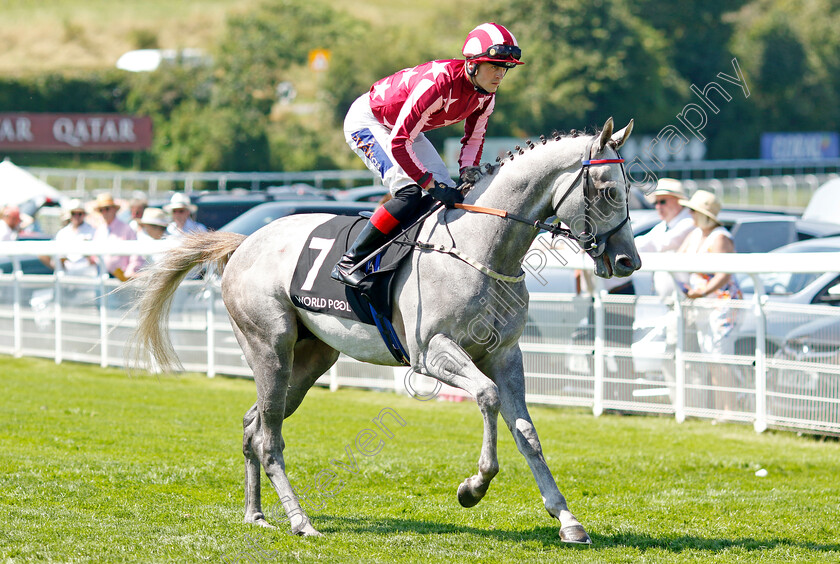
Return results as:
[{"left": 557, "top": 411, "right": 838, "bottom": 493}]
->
[{"left": 368, "top": 59, "right": 495, "bottom": 188}]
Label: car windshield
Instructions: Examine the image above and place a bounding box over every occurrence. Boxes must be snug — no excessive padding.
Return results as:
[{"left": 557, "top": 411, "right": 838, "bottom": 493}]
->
[
  {"left": 221, "top": 204, "right": 288, "bottom": 235},
  {"left": 738, "top": 272, "right": 821, "bottom": 295},
  {"left": 738, "top": 239, "right": 840, "bottom": 294}
]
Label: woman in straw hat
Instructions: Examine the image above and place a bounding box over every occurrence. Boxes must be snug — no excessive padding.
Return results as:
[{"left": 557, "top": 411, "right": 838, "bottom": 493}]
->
[
  {"left": 677, "top": 190, "right": 742, "bottom": 413},
  {"left": 125, "top": 208, "right": 170, "bottom": 279}
]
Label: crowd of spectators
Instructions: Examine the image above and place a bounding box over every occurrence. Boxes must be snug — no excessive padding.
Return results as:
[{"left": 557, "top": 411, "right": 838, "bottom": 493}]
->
[{"left": 1, "top": 192, "right": 206, "bottom": 281}]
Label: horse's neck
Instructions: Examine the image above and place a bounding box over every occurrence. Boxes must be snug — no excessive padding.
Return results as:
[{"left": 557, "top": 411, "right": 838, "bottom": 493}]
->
[{"left": 443, "top": 139, "right": 585, "bottom": 275}]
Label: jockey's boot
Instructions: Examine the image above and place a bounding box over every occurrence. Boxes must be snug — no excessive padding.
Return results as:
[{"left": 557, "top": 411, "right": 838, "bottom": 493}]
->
[{"left": 330, "top": 220, "right": 389, "bottom": 287}]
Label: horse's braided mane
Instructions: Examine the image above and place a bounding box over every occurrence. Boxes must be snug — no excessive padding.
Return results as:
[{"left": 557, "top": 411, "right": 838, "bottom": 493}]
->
[{"left": 494, "top": 127, "right": 598, "bottom": 168}]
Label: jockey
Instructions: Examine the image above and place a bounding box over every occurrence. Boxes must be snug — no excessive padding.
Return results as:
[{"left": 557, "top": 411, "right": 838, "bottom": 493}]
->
[{"left": 331, "top": 22, "right": 524, "bottom": 287}]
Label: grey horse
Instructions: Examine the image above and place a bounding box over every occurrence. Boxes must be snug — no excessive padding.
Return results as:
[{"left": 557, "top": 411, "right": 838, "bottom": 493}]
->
[{"left": 129, "top": 118, "right": 640, "bottom": 544}]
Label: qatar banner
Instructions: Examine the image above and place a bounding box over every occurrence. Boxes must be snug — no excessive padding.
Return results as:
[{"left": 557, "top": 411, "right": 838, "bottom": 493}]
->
[{"left": 0, "top": 113, "right": 153, "bottom": 152}]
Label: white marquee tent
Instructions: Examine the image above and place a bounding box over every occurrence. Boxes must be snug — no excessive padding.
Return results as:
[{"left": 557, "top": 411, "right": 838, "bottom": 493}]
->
[{"left": 0, "top": 158, "right": 63, "bottom": 208}]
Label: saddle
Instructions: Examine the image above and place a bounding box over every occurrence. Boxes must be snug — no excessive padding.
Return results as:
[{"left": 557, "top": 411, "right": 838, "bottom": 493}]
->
[{"left": 290, "top": 214, "right": 425, "bottom": 364}]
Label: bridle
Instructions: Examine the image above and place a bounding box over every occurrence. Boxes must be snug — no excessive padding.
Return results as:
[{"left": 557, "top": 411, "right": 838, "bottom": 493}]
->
[{"left": 455, "top": 137, "right": 630, "bottom": 258}]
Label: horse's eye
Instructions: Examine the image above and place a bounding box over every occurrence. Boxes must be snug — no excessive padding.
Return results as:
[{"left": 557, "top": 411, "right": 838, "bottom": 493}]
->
[{"left": 600, "top": 184, "right": 623, "bottom": 208}]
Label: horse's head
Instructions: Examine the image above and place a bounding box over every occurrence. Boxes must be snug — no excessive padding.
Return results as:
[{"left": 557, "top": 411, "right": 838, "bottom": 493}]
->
[{"left": 551, "top": 118, "right": 641, "bottom": 279}]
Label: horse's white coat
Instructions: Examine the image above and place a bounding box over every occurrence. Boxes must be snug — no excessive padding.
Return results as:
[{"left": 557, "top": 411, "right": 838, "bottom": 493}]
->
[{"left": 130, "top": 119, "right": 639, "bottom": 543}]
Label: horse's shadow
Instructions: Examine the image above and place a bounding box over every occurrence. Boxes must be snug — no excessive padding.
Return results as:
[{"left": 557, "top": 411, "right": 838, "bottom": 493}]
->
[{"left": 314, "top": 515, "right": 840, "bottom": 553}]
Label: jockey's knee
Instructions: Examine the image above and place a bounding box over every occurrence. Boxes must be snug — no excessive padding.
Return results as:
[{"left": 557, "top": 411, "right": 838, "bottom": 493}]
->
[{"left": 382, "top": 184, "right": 425, "bottom": 221}]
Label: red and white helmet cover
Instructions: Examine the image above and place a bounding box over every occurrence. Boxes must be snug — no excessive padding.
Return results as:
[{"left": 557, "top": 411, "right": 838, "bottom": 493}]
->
[{"left": 462, "top": 22, "right": 524, "bottom": 67}]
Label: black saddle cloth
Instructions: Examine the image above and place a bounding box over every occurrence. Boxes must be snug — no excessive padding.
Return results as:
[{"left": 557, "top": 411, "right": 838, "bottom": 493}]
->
[{"left": 290, "top": 214, "right": 423, "bottom": 325}]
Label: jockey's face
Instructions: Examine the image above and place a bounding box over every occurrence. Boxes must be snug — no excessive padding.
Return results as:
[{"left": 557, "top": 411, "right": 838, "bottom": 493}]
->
[{"left": 473, "top": 62, "right": 508, "bottom": 93}]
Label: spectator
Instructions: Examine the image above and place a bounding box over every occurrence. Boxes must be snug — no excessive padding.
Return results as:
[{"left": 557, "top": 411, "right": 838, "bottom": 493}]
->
[
  {"left": 669, "top": 190, "right": 742, "bottom": 414},
  {"left": 127, "top": 192, "right": 149, "bottom": 235},
  {"left": 125, "top": 208, "right": 169, "bottom": 279},
  {"left": 164, "top": 193, "right": 207, "bottom": 239},
  {"left": 0, "top": 205, "right": 22, "bottom": 241},
  {"left": 635, "top": 178, "right": 696, "bottom": 297},
  {"left": 52, "top": 199, "right": 97, "bottom": 276},
  {"left": 91, "top": 192, "right": 136, "bottom": 279},
  {"left": 636, "top": 179, "right": 695, "bottom": 253}
]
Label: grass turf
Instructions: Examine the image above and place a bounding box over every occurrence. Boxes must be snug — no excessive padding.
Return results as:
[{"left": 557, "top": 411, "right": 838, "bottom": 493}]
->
[{"left": 1, "top": 355, "right": 839, "bottom": 563}]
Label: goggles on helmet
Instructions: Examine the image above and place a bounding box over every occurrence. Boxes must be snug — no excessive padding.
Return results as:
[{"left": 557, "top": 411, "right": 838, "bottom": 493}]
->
[{"left": 469, "top": 44, "right": 522, "bottom": 67}]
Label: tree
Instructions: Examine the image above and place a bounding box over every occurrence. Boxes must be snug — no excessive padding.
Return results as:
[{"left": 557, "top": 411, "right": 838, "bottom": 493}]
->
[
  {"left": 730, "top": 0, "right": 840, "bottom": 133},
  {"left": 628, "top": 0, "right": 748, "bottom": 87},
  {"left": 466, "top": 0, "right": 688, "bottom": 139},
  {"left": 213, "top": 0, "right": 366, "bottom": 113}
]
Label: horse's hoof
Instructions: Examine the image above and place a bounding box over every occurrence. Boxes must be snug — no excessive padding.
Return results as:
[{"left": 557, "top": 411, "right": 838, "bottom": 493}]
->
[
  {"left": 244, "top": 514, "right": 276, "bottom": 529},
  {"left": 457, "top": 480, "right": 487, "bottom": 508},
  {"left": 293, "top": 522, "right": 323, "bottom": 537},
  {"left": 559, "top": 525, "right": 592, "bottom": 545}
]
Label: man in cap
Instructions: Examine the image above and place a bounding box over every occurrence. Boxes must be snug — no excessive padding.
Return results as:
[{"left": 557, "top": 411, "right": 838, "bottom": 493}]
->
[
  {"left": 635, "top": 178, "right": 695, "bottom": 253},
  {"left": 634, "top": 178, "right": 696, "bottom": 297},
  {"left": 127, "top": 192, "right": 149, "bottom": 235},
  {"left": 164, "top": 193, "right": 207, "bottom": 239},
  {"left": 91, "top": 192, "right": 136, "bottom": 278},
  {"left": 53, "top": 199, "right": 97, "bottom": 276}
]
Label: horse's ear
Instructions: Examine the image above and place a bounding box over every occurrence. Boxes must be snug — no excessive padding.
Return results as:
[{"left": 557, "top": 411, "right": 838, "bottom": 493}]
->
[
  {"left": 598, "top": 117, "right": 614, "bottom": 151},
  {"left": 610, "top": 119, "right": 634, "bottom": 150}
]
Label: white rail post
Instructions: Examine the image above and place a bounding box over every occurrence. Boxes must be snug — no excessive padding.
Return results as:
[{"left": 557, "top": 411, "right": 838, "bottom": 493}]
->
[
  {"left": 206, "top": 285, "right": 216, "bottom": 378},
  {"left": 750, "top": 274, "right": 768, "bottom": 433},
  {"left": 329, "top": 363, "right": 339, "bottom": 392},
  {"left": 98, "top": 265, "right": 109, "bottom": 368},
  {"left": 54, "top": 266, "right": 63, "bottom": 365},
  {"left": 670, "top": 276, "right": 686, "bottom": 423},
  {"left": 782, "top": 175, "right": 797, "bottom": 209},
  {"left": 12, "top": 257, "right": 22, "bottom": 358},
  {"left": 592, "top": 288, "right": 606, "bottom": 417}
]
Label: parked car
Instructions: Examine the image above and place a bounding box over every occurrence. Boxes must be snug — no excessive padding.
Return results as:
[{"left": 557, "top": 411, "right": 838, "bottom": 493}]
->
[
  {"left": 629, "top": 236, "right": 840, "bottom": 382},
  {"left": 0, "top": 254, "right": 53, "bottom": 275},
  {"left": 528, "top": 214, "right": 837, "bottom": 397},
  {"left": 0, "top": 232, "right": 54, "bottom": 275},
  {"left": 770, "top": 315, "right": 840, "bottom": 429},
  {"left": 218, "top": 201, "right": 377, "bottom": 236},
  {"left": 192, "top": 192, "right": 272, "bottom": 231},
  {"left": 266, "top": 184, "right": 334, "bottom": 201},
  {"left": 332, "top": 185, "right": 389, "bottom": 203}
]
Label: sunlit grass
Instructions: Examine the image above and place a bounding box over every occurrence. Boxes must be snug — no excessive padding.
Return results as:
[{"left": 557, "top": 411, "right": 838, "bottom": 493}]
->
[{"left": 1, "top": 355, "right": 838, "bottom": 562}]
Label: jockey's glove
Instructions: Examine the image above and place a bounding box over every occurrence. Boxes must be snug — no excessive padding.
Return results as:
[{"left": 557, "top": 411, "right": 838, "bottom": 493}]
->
[
  {"left": 427, "top": 182, "right": 464, "bottom": 209},
  {"left": 458, "top": 166, "right": 482, "bottom": 190}
]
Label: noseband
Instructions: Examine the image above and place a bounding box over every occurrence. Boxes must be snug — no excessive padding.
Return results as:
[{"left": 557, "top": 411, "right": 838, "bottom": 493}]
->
[{"left": 456, "top": 137, "right": 630, "bottom": 258}]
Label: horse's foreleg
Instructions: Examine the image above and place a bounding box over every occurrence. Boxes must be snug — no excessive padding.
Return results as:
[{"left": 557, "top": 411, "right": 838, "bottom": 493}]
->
[
  {"left": 422, "top": 334, "right": 500, "bottom": 507},
  {"left": 488, "top": 348, "right": 592, "bottom": 545}
]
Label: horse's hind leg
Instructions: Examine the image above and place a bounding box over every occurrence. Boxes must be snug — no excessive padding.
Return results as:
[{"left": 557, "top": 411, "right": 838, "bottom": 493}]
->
[
  {"left": 229, "top": 308, "right": 322, "bottom": 537},
  {"left": 239, "top": 333, "right": 338, "bottom": 533},
  {"left": 422, "top": 334, "right": 500, "bottom": 507},
  {"left": 242, "top": 403, "right": 272, "bottom": 527},
  {"left": 486, "top": 347, "right": 591, "bottom": 544},
  {"left": 284, "top": 337, "right": 340, "bottom": 418}
]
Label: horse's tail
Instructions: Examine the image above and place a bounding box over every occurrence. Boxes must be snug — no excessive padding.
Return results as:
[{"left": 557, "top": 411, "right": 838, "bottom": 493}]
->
[{"left": 128, "top": 231, "right": 246, "bottom": 373}]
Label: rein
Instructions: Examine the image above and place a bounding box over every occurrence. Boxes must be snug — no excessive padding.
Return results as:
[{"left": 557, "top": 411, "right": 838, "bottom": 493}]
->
[{"left": 454, "top": 140, "right": 630, "bottom": 258}]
